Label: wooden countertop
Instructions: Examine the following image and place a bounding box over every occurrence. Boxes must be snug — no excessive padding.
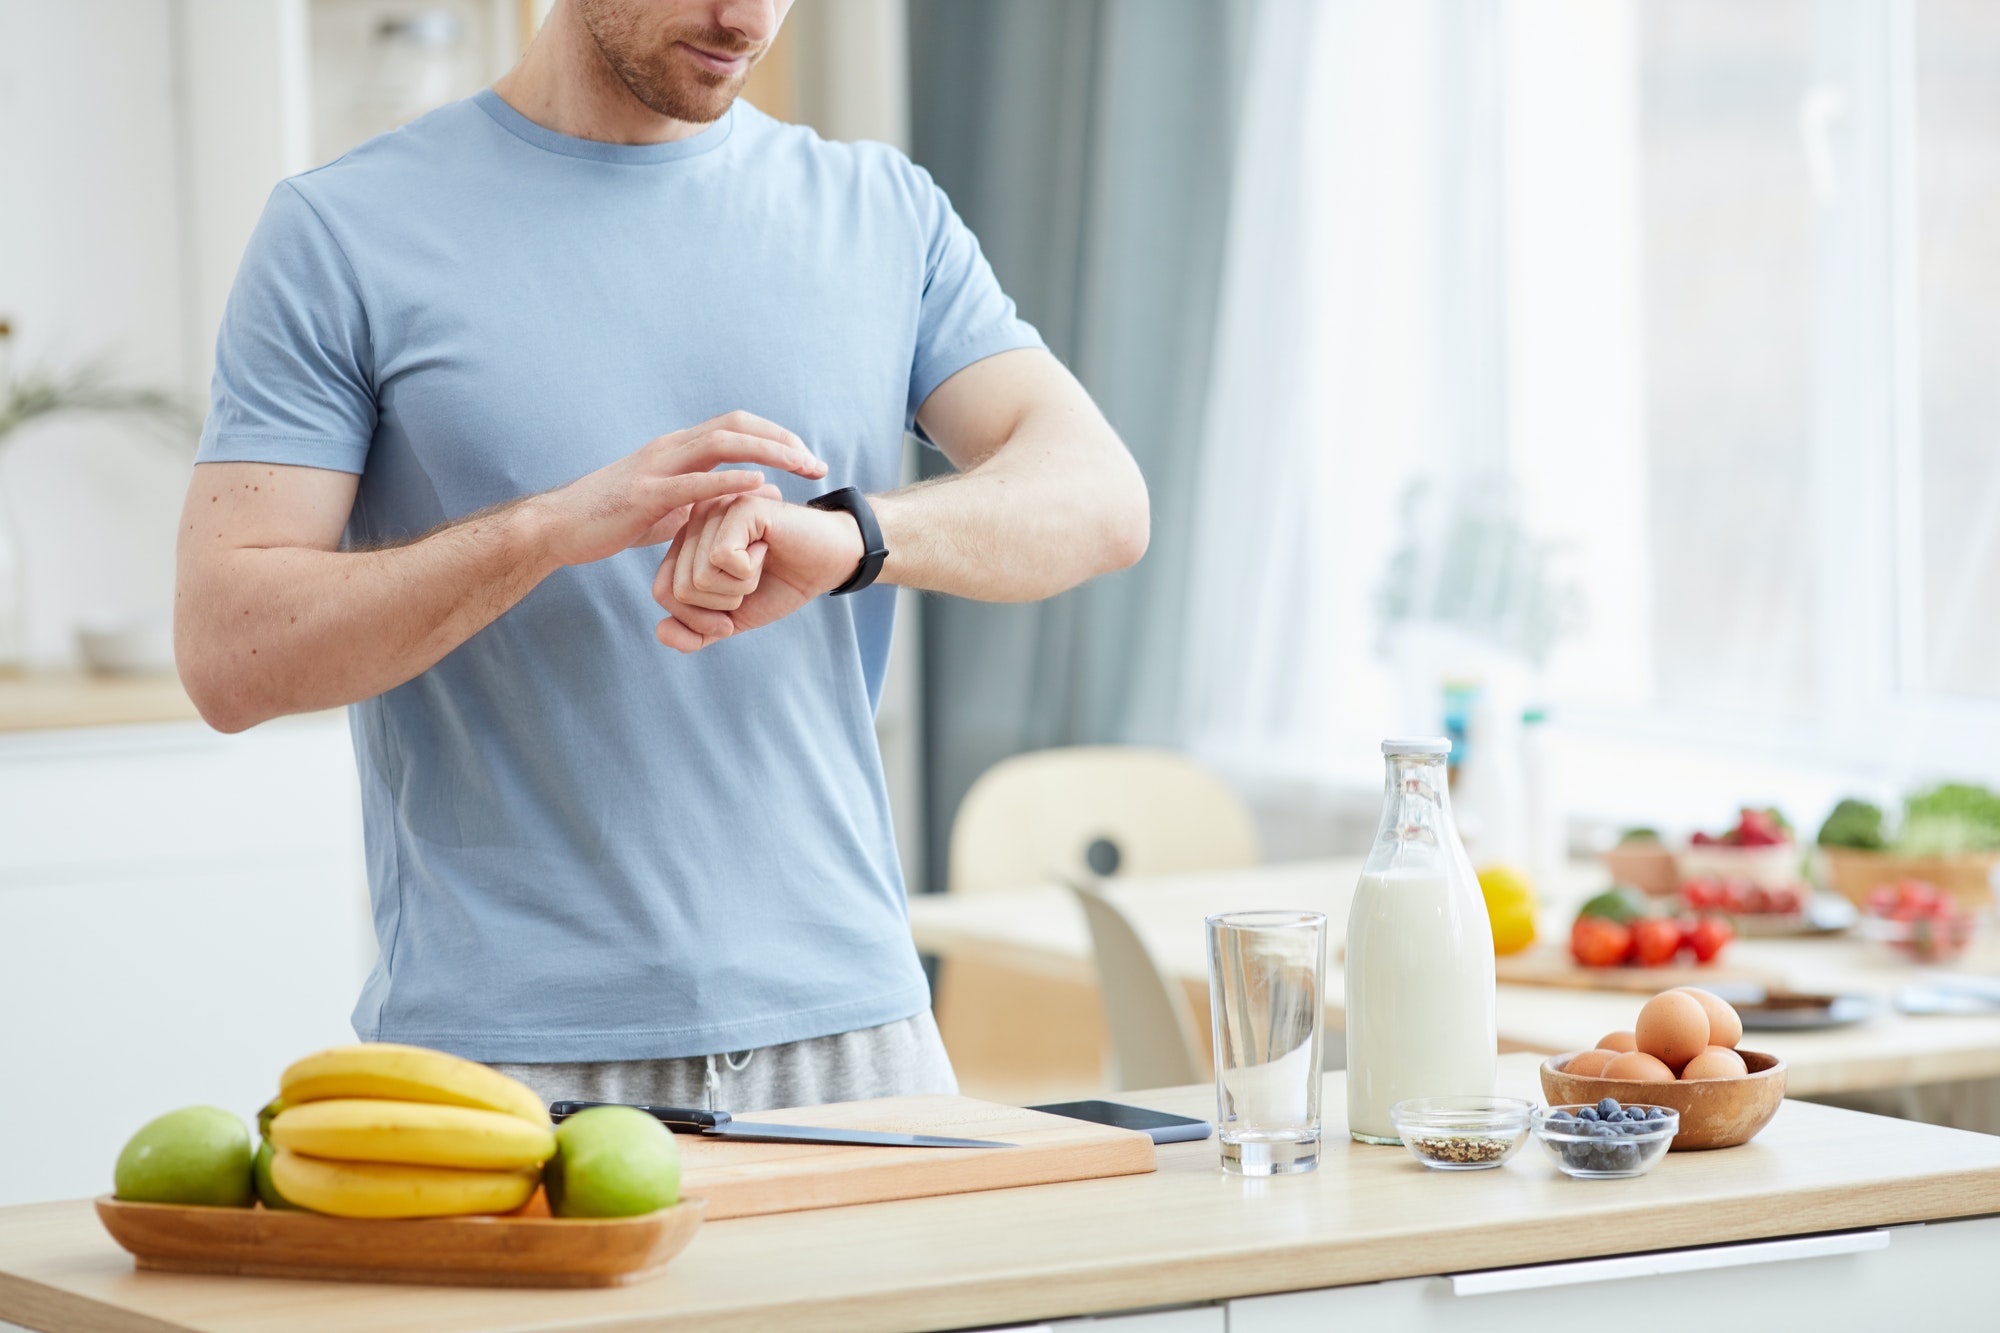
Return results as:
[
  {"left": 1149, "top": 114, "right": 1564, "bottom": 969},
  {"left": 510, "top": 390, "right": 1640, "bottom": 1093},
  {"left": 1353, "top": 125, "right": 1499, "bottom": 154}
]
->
[
  {"left": 6, "top": 1055, "right": 2000, "bottom": 1333},
  {"left": 0, "top": 671, "right": 199, "bottom": 732},
  {"left": 909, "top": 858, "right": 2000, "bottom": 1097}
]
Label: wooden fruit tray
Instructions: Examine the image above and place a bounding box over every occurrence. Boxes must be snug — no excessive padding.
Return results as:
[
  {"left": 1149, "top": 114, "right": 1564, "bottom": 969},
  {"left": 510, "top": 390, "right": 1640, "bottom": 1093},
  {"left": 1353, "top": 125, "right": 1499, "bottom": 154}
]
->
[{"left": 94, "top": 1194, "right": 704, "bottom": 1288}]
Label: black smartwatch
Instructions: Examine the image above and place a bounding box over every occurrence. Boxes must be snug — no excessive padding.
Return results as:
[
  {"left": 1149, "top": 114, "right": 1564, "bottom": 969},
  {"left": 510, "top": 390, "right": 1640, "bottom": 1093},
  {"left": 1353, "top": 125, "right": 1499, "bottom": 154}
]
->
[{"left": 805, "top": 487, "right": 889, "bottom": 596}]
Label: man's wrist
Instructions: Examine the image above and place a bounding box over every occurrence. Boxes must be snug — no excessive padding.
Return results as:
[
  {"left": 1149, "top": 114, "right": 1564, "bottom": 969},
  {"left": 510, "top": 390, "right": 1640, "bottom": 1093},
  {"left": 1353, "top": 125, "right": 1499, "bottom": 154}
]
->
[{"left": 499, "top": 495, "right": 564, "bottom": 576}]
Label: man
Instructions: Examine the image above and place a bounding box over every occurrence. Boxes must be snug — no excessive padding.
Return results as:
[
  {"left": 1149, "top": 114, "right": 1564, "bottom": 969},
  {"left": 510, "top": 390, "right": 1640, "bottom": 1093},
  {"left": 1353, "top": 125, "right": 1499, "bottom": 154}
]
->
[{"left": 174, "top": 0, "right": 1147, "bottom": 1111}]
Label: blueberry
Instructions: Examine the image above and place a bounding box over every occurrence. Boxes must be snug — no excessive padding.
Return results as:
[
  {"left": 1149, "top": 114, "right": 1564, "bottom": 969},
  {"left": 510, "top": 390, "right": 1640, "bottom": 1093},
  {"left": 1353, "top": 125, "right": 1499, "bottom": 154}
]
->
[
  {"left": 1578, "top": 1107, "right": 1599, "bottom": 1121},
  {"left": 1608, "top": 1109, "right": 1628, "bottom": 1122},
  {"left": 1647, "top": 1107, "right": 1668, "bottom": 1121},
  {"left": 1587, "top": 1121, "right": 1617, "bottom": 1139},
  {"left": 1551, "top": 1109, "right": 1576, "bottom": 1124},
  {"left": 1597, "top": 1098, "right": 1621, "bottom": 1118},
  {"left": 1621, "top": 1120, "right": 1651, "bottom": 1135}
]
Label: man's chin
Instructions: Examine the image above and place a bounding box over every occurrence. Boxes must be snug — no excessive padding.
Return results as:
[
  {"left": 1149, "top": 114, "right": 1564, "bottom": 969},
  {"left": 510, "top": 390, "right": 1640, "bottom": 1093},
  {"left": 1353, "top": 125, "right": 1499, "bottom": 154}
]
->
[{"left": 637, "top": 69, "right": 745, "bottom": 125}]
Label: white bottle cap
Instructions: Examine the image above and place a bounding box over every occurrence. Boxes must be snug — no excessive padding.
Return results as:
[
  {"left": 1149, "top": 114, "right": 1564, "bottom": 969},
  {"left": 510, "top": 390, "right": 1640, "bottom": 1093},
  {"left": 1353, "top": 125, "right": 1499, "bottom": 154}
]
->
[{"left": 1381, "top": 737, "right": 1452, "bottom": 756}]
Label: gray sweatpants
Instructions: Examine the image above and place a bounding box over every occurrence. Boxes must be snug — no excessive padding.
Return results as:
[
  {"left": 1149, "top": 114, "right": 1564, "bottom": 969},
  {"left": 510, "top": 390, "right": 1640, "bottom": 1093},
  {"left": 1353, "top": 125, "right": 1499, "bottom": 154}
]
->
[{"left": 490, "top": 1011, "right": 958, "bottom": 1114}]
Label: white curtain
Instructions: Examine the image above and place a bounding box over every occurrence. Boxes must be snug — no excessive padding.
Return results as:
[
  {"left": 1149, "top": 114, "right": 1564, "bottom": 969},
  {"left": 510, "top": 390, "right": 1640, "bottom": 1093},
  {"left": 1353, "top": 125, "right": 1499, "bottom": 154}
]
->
[{"left": 1180, "top": 0, "right": 1464, "bottom": 785}]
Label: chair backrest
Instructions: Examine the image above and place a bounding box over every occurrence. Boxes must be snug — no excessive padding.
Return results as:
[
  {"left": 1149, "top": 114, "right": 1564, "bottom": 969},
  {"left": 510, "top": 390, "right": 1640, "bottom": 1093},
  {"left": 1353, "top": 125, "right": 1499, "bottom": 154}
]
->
[
  {"left": 1068, "top": 881, "right": 1205, "bottom": 1091},
  {"left": 947, "top": 746, "right": 1259, "bottom": 896}
]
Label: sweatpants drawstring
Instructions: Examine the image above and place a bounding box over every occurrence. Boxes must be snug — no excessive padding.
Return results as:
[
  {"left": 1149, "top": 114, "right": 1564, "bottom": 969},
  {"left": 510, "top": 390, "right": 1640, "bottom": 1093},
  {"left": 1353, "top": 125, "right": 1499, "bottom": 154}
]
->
[{"left": 702, "top": 1049, "right": 756, "bottom": 1113}]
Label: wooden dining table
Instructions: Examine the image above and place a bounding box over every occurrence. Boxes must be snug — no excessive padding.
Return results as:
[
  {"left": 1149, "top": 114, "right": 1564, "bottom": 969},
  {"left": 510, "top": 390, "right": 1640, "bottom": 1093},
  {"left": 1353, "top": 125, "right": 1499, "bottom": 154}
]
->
[{"left": 909, "top": 857, "right": 2000, "bottom": 1101}]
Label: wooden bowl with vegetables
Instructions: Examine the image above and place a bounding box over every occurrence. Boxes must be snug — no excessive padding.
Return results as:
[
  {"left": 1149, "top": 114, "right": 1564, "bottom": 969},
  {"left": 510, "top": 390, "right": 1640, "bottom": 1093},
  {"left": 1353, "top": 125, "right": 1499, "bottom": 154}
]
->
[
  {"left": 1539, "top": 988, "right": 1786, "bottom": 1151},
  {"left": 1818, "top": 787, "right": 2000, "bottom": 912}
]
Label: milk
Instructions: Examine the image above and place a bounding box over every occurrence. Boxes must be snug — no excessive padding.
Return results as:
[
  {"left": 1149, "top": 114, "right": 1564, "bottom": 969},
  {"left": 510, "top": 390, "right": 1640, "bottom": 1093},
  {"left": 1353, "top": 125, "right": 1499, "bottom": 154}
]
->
[{"left": 1344, "top": 867, "right": 1498, "bottom": 1141}]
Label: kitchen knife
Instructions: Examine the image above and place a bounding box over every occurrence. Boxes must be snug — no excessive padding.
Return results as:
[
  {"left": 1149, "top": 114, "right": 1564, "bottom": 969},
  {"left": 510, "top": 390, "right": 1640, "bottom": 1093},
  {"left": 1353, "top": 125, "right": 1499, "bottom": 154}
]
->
[{"left": 547, "top": 1101, "right": 1013, "bottom": 1149}]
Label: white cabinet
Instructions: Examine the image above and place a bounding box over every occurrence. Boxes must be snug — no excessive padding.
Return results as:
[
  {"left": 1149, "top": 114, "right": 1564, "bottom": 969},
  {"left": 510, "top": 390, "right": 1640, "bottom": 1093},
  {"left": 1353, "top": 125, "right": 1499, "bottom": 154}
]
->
[
  {"left": 1228, "top": 1217, "right": 1998, "bottom": 1331},
  {"left": 0, "top": 714, "right": 372, "bottom": 1207}
]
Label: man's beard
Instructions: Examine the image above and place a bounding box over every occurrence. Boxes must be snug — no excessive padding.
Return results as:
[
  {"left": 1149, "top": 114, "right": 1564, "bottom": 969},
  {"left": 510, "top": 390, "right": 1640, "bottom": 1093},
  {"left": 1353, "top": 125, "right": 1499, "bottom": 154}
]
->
[{"left": 576, "top": 3, "right": 761, "bottom": 124}]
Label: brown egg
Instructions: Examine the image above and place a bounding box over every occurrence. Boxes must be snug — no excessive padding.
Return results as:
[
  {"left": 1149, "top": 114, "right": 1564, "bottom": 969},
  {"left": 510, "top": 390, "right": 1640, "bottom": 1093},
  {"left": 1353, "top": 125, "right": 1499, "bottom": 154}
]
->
[
  {"left": 1603, "top": 1050, "right": 1676, "bottom": 1082},
  {"left": 1681, "top": 1046, "right": 1749, "bottom": 1080},
  {"left": 1564, "top": 1049, "right": 1621, "bottom": 1077},
  {"left": 1598, "top": 1030, "right": 1638, "bottom": 1053},
  {"left": 1636, "top": 990, "right": 1711, "bottom": 1074},
  {"left": 1674, "top": 987, "right": 1744, "bottom": 1049}
]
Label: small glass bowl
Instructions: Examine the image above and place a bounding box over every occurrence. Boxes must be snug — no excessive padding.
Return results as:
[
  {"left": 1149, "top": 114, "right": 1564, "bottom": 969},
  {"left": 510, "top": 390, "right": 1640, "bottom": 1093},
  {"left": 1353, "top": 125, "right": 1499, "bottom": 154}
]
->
[
  {"left": 1857, "top": 910, "right": 1983, "bottom": 963},
  {"left": 1532, "top": 1103, "right": 1679, "bottom": 1179},
  {"left": 1388, "top": 1097, "right": 1535, "bottom": 1170}
]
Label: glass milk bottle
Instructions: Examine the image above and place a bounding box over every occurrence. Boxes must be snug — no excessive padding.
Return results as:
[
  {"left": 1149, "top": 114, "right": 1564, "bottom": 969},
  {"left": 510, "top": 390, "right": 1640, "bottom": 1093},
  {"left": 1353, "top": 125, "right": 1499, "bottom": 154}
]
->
[{"left": 1344, "top": 738, "right": 1497, "bottom": 1143}]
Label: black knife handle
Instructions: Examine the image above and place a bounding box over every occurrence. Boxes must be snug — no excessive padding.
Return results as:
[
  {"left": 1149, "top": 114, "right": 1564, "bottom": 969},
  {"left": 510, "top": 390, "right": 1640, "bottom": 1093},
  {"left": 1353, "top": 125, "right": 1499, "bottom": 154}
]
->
[{"left": 547, "top": 1100, "right": 733, "bottom": 1132}]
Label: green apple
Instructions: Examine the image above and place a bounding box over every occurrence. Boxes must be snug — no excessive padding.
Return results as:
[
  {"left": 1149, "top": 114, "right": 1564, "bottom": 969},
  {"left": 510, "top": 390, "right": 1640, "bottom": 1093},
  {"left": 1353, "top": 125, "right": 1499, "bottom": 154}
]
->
[
  {"left": 114, "top": 1107, "right": 254, "bottom": 1207},
  {"left": 545, "top": 1106, "right": 680, "bottom": 1218},
  {"left": 252, "top": 1139, "right": 301, "bottom": 1210}
]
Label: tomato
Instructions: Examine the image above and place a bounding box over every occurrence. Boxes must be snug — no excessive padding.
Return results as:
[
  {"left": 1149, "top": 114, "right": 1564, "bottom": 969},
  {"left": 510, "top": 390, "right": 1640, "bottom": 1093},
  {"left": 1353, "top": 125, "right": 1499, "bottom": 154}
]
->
[
  {"left": 1571, "top": 915, "right": 1633, "bottom": 967},
  {"left": 1687, "top": 915, "right": 1734, "bottom": 963},
  {"left": 1631, "top": 917, "right": 1683, "bottom": 966}
]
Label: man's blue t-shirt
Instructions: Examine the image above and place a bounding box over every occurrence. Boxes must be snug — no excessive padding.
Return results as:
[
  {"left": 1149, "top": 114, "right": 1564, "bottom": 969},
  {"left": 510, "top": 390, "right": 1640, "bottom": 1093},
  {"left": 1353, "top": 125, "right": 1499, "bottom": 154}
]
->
[{"left": 198, "top": 91, "right": 1042, "bottom": 1063}]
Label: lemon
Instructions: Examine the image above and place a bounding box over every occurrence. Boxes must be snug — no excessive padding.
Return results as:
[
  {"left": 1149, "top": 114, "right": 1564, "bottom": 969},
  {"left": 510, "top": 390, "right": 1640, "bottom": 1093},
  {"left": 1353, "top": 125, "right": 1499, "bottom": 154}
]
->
[{"left": 1478, "top": 865, "right": 1538, "bottom": 955}]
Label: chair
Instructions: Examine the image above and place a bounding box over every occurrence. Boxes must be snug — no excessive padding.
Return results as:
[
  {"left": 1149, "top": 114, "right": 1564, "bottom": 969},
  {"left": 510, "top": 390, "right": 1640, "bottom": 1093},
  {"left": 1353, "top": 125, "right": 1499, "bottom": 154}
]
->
[
  {"left": 935, "top": 746, "right": 1260, "bottom": 1098},
  {"left": 1068, "top": 879, "right": 1205, "bottom": 1090},
  {"left": 947, "top": 746, "right": 1260, "bottom": 896}
]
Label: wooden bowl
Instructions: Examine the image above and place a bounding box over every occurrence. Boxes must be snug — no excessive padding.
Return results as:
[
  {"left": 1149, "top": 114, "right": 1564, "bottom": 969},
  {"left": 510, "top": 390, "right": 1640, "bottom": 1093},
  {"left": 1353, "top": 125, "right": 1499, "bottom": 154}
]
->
[
  {"left": 95, "top": 1194, "right": 705, "bottom": 1288},
  {"left": 1822, "top": 846, "right": 2000, "bottom": 912},
  {"left": 1540, "top": 1050, "right": 1786, "bottom": 1151},
  {"left": 1602, "top": 841, "right": 1679, "bottom": 896}
]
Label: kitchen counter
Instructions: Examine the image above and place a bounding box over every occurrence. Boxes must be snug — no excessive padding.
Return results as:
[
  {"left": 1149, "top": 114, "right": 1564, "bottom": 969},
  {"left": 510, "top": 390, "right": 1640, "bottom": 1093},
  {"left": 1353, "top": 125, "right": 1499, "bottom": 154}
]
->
[
  {"left": 4, "top": 1054, "right": 1999, "bottom": 1332},
  {"left": 0, "top": 670, "right": 198, "bottom": 732}
]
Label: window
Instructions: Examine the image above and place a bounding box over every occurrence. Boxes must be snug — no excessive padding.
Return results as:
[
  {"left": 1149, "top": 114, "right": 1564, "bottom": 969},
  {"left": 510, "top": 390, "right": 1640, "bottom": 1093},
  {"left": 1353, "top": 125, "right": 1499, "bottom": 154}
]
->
[
  {"left": 1186, "top": 0, "right": 2000, "bottom": 825},
  {"left": 1915, "top": 0, "right": 2000, "bottom": 703}
]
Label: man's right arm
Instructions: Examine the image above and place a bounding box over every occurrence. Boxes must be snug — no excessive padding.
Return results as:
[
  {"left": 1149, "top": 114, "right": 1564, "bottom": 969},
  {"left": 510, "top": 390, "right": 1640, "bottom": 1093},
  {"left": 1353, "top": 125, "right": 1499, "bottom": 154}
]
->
[{"left": 174, "top": 412, "right": 824, "bottom": 733}]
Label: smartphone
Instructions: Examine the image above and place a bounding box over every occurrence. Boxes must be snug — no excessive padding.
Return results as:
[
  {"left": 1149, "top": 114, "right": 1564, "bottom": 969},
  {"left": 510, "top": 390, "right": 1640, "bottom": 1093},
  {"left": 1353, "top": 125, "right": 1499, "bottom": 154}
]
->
[{"left": 1028, "top": 1099, "right": 1214, "bottom": 1144}]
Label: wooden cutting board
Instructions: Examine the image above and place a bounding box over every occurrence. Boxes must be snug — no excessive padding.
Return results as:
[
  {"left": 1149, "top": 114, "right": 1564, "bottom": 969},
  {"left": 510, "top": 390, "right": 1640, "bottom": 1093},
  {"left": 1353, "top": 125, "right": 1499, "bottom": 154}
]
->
[
  {"left": 1494, "top": 946, "right": 1783, "bottom": 994},
  {"left": 678, "top": 1095, "right": 1157, "bottom": 1219}
]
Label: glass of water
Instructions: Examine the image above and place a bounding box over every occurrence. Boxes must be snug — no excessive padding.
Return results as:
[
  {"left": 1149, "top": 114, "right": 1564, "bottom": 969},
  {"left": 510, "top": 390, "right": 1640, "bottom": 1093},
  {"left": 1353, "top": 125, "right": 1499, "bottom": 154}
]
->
[{"left": 1206, "top": 910, "right": 1327, "bottom": 1175}]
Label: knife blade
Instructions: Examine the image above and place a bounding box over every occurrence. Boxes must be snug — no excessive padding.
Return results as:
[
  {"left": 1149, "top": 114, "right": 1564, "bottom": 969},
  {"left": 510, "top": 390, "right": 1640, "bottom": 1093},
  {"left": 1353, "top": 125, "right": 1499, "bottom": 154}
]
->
[{"left": 547, "top": 1101, "right": 1013, "bottom": 1149}]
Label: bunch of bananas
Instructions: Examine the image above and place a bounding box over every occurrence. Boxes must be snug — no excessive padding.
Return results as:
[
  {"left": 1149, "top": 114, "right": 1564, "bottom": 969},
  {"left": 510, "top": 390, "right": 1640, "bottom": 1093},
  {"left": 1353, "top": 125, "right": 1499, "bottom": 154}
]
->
[{"left": 256, "top": 1044, "right": 555, "bottom": 1218}]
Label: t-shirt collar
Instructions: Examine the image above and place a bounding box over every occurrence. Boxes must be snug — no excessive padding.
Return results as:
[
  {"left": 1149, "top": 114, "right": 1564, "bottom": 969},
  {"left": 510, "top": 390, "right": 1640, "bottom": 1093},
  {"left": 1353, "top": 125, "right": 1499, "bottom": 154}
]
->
[{"left": 473, "top": 87, "right": 735, "bottom": 164}]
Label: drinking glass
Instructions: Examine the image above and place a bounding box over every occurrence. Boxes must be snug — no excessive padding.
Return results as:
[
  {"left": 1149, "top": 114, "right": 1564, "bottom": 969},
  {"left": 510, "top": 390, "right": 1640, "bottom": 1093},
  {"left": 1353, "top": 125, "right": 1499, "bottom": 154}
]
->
[{"left": 1206, "top": 910, "right": 1327, "bottom": 1175}]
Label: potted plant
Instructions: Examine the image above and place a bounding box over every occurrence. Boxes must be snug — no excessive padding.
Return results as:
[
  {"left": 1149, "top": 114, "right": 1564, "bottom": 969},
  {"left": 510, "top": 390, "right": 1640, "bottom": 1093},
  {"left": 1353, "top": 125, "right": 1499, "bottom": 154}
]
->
[{"left": 0, "top": 318, "right": 195, "bottom": 671}]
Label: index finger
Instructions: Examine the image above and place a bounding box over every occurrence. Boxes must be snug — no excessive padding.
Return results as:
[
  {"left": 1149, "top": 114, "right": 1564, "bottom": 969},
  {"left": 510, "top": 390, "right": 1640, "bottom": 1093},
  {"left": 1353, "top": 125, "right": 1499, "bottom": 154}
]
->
[{"left": 665, "top": 429, "right": 828, "bottom": 482}]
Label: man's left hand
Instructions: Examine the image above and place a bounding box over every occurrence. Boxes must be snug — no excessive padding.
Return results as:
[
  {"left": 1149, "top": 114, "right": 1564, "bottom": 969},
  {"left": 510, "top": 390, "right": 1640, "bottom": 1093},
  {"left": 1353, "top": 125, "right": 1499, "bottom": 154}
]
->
[{"left": 652, "top": 493, "right": 866, "bottom": 651}]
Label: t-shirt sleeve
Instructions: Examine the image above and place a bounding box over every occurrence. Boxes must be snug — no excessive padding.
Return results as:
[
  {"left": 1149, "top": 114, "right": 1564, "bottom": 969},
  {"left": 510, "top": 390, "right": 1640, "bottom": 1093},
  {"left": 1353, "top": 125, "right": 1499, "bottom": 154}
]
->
[
  {"left": 903, "top": 162, "right": 1045, "bottom": 437},
  {"left": 196, "top": 181, "right": 377, "bottom": 474}
]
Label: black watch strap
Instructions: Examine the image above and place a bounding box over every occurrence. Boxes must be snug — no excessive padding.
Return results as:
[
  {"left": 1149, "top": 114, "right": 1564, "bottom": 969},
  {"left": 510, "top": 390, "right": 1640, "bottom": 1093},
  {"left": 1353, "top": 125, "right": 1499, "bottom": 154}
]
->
[{"left": 805, "top": 487, "right": 889, "bottom": 596}]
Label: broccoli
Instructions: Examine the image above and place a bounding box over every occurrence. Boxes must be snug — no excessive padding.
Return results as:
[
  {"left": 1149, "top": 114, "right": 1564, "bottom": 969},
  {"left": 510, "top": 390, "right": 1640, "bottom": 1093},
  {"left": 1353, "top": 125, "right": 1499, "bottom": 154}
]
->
[{"left": 1816, "top": 798, "right": 1887, "bottom": 851}]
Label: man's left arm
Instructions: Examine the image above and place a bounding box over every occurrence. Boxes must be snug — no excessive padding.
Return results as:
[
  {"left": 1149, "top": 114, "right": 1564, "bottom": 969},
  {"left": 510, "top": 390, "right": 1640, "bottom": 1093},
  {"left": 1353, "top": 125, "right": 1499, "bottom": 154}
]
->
[{"left": 654, "top": 348, "right": 1149, "bottom": 650}]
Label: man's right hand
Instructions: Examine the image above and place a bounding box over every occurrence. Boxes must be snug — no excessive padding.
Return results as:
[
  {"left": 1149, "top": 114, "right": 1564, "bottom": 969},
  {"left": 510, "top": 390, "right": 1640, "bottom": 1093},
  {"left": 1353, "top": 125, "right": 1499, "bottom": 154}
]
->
[{"left": 525, "top": 411, "right": 827, "bottom": 568}]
